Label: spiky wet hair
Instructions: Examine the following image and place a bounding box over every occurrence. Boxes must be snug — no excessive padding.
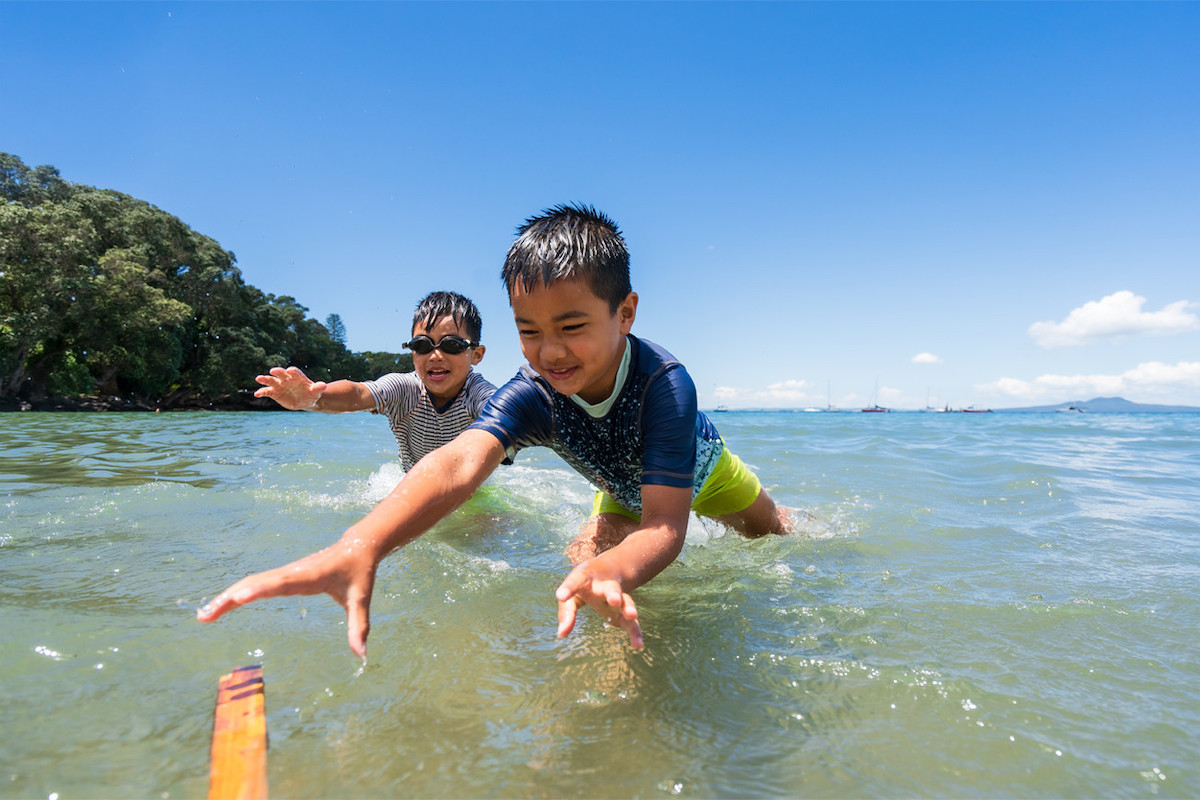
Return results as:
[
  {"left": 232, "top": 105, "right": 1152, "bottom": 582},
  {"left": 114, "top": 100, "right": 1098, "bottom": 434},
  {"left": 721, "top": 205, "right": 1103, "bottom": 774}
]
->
[
  {"left": 501, "top": 204, "right": 632, "bottom": 312},
  {"left": 411, "top": 291, "right": 483, "bottom": 342}
]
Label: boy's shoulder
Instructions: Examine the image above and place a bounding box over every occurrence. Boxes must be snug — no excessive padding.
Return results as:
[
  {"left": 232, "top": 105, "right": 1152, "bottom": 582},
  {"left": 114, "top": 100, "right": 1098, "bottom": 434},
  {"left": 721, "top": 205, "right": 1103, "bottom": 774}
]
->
[
  {"left": 362, "top": 371, "right": 423, "bottom": 415},
  {"left": 465, "top": 369, "right": 499, "bottom": 393},
  {"left": 628, "top": 336, "right": 693, "bottom": 384},
  {"left": 507, "top": 364, "right": 554, "bottom": 399},
  {"left": 463, "top": 370, "right": 499, "bottom": 410},
  {"left": 364, "top": 371, "right": 422, "bottom": 391},
  {"left": 629, "top": 335, "right": 677, "bottom": 367},
  {"left": 476, "top": 366, "right": 553, "bottom": 417}
]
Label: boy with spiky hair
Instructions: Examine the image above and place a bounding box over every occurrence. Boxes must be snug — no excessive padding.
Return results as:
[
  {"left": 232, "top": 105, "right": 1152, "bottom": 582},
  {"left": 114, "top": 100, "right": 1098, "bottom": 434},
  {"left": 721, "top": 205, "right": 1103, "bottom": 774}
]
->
[
  {"left": 253, "top": 290, "right": 495, "bottom": 472},
  {"left": 199, "top": 205, "right": 791, "bottom": 655}
]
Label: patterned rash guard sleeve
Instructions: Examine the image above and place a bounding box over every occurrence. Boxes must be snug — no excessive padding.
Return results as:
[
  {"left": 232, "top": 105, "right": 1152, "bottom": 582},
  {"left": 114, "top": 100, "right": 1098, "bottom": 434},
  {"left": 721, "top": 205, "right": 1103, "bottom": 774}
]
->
[
  {"left": 639, "top": 361, "right": 700, "bottom": 488},
  {"left": 467, "top": 369, "right": 556, "bottom": 458}
]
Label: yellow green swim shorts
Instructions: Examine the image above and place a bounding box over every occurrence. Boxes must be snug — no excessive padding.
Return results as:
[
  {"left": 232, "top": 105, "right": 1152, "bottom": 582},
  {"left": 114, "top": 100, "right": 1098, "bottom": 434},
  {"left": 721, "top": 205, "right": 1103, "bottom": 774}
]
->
[{"left": 591, "top": 443, "right": 762, "bottom": 521}]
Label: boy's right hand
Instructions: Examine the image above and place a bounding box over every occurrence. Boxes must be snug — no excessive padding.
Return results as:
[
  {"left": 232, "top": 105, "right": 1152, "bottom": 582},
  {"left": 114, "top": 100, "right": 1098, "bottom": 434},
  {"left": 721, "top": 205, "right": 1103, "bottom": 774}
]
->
[
  {"left": 555, "top": 565, "right": 644, "bottom": 649},
  {"left": 197, "top": 538, "right": 377, "bottom": 659},
  {"left": 254, "top": 366, "right": 328, "bottom": 410}
]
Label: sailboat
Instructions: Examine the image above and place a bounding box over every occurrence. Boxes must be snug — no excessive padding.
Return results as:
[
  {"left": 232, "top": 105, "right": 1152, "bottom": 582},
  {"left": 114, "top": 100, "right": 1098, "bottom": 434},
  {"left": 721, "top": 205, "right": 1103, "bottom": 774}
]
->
[
  {"left": 861, "top": 379, "right": 890, "bottom": 412},
  {"left": 820, "top": 380, "right": 838, "bottom": 412}
]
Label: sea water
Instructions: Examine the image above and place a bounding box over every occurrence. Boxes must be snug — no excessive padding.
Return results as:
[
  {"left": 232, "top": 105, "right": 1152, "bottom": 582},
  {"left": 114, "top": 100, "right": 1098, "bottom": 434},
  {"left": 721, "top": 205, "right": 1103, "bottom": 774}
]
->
[{"left": 1, "top": 409, "right": 1197, "bottom": 799}]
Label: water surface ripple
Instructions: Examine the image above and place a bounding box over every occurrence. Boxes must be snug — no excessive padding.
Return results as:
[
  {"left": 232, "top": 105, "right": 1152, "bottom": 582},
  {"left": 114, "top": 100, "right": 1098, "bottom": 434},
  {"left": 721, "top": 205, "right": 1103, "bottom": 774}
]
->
[{"left": 1, "top": 410, "right": 1197, "bottom": 798}]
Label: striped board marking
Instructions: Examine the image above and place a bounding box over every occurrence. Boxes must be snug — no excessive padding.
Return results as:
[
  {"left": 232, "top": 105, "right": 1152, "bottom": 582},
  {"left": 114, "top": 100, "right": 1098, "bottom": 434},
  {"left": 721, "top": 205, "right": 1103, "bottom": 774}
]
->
[{"left": 209, "top": 665, "right": 268, "bottom": 800}]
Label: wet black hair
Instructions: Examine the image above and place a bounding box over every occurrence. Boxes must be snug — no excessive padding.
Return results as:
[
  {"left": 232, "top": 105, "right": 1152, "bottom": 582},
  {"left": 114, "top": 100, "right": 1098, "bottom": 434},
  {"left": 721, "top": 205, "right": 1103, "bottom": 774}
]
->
[
  {"left": 501, "top": 203, "right": 632, "bottom": 313},
  {"left": 411, "top": 291, "right": 483, "bottom": 342}
]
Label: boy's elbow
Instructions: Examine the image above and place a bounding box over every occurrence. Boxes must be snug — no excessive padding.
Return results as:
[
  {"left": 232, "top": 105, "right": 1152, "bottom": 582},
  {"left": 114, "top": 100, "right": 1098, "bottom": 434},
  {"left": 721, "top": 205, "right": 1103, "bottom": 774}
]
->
[
  {"left": 641, "top": 514, "right": 687, "bottom": 559},
  {"left": 666, "top": 527, "right": 687, "bottom": 560},
  {"left": 639, "top": 486, "right": 692, "bottom": 553}
]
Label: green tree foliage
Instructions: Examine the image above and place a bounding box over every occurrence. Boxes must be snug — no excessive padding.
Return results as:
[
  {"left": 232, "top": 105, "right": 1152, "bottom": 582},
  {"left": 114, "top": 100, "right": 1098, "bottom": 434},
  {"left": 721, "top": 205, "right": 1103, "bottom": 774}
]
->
[
  {"left": 325, "top": 313, "right": 347, "bottom": 346},
  {"left": 361, "top": 350, "right": 415, "bottom": 376},
  {"left": 0, "top": 153, "right": 405, "bottom": 407},
  {"left": 0, "top": 199, "right": 96, "bottom": 395},
  {"left": 0, "top": 153, "right": 71, "bottom": 205}
]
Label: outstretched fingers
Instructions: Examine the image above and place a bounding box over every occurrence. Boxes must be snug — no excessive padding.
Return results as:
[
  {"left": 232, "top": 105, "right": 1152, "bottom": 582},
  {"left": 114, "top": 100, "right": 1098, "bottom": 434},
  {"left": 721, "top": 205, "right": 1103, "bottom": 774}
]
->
[
  {"left": 196, "top": 557, "right": 325, "bottom": 622},
  {"left": 197, "top": 542, "right": 377, "bottom": 656},
  {"left": 252, "top": 366, "right": 296, "bottom": 393},
  {"left": 556, "top": 595, "right": 580, "bottom": 640},
  {"left": 555, "top": 569, "right": 644, "bottom": 649},
  {"left": 195, "top": 582, "right": 255, "bottom": 623},
  {"left": 344, "top": 586, "right": 372, "bottom": 660},
  {"left": 252, "top": 366, "right": 326, "bottom": 406}
]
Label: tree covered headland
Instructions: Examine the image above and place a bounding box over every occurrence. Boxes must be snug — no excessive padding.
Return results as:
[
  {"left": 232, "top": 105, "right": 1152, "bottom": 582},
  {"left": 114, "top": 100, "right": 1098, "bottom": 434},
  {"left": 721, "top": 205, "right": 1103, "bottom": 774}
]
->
[{"left": 1, "top": 153, "right": 410, "bottom": 410}]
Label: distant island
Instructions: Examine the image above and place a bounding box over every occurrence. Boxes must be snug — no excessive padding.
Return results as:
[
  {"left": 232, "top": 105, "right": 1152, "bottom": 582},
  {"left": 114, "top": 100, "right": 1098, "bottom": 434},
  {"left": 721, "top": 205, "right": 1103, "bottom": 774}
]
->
[
  {"left": 710, "top": 397, "right": 1199, "bottom": 414},
  {"left": 993, "top": 396, "right": 1199, "bottom": 413}
]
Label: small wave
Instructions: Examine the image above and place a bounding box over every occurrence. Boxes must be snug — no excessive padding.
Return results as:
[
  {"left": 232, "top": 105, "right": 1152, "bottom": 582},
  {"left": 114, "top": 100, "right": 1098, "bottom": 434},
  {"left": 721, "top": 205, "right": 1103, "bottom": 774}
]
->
[{"left": 363, "top": 462, "right": 406, "bottom": 502}]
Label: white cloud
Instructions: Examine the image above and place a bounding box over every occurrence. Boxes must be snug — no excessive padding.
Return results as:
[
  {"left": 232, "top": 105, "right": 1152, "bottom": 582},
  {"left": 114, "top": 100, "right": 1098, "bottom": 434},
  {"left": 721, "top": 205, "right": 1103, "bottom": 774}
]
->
[
  {"left": 1029, "top": 291, "right": 1199, "bottom": 348},
  {"left": 912, "top": 352, "right": 942, "bottom": 364},
  {"left": 976, "top": 361, "right": 1200, "bottom": 404},
  {"left": 713, "top": 385, "right": 742, "bottom": 403},
  {"left": 712, "top": 379, "right": 815, "bottom": 407},
  {"left": 710, "top": 381, "right": 926, "bottom": 409},
  {"left": 766, "top": 378, "right": 811, "bottom": 395}
]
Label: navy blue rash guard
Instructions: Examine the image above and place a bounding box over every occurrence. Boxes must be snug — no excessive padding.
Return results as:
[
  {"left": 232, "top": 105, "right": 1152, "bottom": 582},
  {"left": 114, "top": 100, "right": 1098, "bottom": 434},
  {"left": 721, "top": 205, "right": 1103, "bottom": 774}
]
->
[{"left": 469, "top": 335, "right": 724, "bottom": 515}]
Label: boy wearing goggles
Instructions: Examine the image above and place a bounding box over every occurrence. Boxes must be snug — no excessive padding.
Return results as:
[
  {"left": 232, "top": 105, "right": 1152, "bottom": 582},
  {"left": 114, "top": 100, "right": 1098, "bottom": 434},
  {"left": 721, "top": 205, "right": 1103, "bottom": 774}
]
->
[
  {"left": 200, "top": 205, "right": 791, "bottom": 655},
  {"left": 252, "top": 291, "right": 495, "bottom": 472}
]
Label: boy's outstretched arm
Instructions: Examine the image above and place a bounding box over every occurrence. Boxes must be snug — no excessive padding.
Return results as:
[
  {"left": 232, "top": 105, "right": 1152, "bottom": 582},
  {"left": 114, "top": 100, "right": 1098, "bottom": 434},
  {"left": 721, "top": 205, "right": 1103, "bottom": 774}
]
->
[
  {"left": 254, "top": 366, "right": 375, "bottom": 412},
  {"left": 197, "top": 429, "right": 507, "bottom": 657},
  {"left": 555, "top": 484, "right": 692, "bottom": 649}
]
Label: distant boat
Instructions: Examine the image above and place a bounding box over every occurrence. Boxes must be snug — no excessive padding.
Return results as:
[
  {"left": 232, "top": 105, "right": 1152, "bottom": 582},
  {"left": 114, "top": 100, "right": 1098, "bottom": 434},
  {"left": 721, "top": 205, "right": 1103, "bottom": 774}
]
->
[
  {"left": 962, "top": 406, "right": 992, "bottom": 413},
  {"left": 821, "top": 380, "right": 838, "bottom": 411},
  {"left": 863, "top": 379, "right": 889, "bottom": 412},
  {"left": 714, "top": 405, "right": 729, "bottom": 413},
  {"left": 919, "top": 389, "right": 942, "bottom": 413}
]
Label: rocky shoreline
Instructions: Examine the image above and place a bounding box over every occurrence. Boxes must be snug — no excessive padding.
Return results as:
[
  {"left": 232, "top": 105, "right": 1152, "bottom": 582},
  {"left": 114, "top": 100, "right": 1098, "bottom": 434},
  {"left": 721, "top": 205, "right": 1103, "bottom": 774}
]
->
[{"left": 0, "top": 394, "right": 280, "bottom": 413}]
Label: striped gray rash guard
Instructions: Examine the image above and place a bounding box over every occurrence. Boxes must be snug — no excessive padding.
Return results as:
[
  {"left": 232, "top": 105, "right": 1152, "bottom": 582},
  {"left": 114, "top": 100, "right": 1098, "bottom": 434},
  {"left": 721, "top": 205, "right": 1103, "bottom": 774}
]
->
[{"left": 365, "top": 369, "right": 497, "bottom": 472}]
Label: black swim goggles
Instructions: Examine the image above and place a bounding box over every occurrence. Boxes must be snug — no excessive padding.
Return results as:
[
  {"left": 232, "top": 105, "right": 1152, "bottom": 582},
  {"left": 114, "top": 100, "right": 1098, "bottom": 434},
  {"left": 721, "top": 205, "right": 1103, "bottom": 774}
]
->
[{"left": 403, "top": 334, "right": 478, "bottom": 355}]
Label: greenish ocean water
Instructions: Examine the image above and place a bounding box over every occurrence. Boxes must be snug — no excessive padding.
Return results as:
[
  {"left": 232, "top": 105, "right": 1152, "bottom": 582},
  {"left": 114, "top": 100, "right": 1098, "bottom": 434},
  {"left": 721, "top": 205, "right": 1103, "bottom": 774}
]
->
[{"left": 1, "top": 409, "right": 1197, "bottom": 798}]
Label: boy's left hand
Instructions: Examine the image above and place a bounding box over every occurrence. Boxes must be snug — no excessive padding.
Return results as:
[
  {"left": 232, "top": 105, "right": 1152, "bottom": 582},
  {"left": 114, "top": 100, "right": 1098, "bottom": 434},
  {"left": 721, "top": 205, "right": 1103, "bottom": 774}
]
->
[
  {"left": 555, "top": 565, "right": 643, "bottom": 649},
  {"left": 197, "top": 538, "right": 378, "bottom": 659},
  {"left": 254, "top": 366, "right": 327, "bottom": 410}
]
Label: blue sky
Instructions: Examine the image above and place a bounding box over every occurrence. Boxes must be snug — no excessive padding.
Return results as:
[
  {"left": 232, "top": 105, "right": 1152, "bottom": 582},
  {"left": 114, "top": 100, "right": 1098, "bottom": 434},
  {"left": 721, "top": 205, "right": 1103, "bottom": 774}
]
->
[{"left": 4, "top": 1, "right": 1197, "bottom": 409}]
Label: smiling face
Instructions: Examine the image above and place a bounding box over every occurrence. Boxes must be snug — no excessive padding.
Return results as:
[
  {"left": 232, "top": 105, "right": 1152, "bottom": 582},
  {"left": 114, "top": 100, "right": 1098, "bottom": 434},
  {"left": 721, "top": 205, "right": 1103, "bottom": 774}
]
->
[
  {"left": 510, "top": 277, "right": 638, "bottom": 404},
  {"left": 410, "top": 314, "right": 485, "bottom": 404}
]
